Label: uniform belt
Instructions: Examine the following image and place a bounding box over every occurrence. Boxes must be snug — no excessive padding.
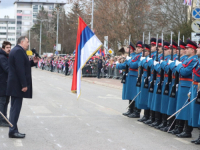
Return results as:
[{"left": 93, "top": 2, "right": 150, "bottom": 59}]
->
[
  {"left": 164, "top": 74, "right": 168, "bottom": 77},
  {"left": 143, "top": 69, "right": 147, "bottom": 71},
  {"left": 172, "top": 75, "right": 175, "bottom": 79},
  {"left": 157, "top": 74, "right": 161, "bottom": 77},
  {"left": 193, "top": 81, "right": 199, "bottom": 85},
  {"left": 179, "top": 78, "right": 192, "bottom": 82},
  {"left": 129, "top": 68, "right": 138, "bottom": 72}
]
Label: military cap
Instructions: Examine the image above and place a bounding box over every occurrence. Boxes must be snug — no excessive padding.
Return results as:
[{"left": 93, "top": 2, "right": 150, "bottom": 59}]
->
[
  {"left": 158, "top": 39, "right": 164, "bottom": 46},
  {"left": 128, "top": 42, "right": 135, "bottom": 50},
  {"left": 179, "top": 40, "right": 186, "bottom": 49},
  {"left": 136, "top": 41, "right": 144, "bottom": 48},
  {"left": 186, "top": 39, "right": 197, "bottom": 50},
  {"left": 171, "top": 41, "right": 178, "bottom": 49},
  {"left": 144, "top": 44, "right": 150, "bottom": 51},
  {"left": 150, "top": 38, "right": 157, "bottom": 45},
  {"left": 164, "top": 41, "right": 170, "bottom": 50}
]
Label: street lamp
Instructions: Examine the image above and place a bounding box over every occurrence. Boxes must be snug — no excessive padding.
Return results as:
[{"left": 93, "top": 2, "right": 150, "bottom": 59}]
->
[{"left": 35, "top": 19, "right": 48, "bottom": 56}]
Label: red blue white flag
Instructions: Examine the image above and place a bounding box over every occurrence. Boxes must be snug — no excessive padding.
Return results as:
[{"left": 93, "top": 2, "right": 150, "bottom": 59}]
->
[
  {"left": 184, "top": 0, "right": 192, "bottom": 6},
  {"left": 71, "top": 17, "right": 102, "bottom": 98}
]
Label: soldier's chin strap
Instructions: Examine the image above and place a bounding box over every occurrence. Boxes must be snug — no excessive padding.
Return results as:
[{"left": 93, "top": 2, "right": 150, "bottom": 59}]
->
[
  {"left": 0, "top": 111, "right": 13, "bottom": 127},
  {"left": 126, "top": 91, "right": 141, "bottom": 109}
]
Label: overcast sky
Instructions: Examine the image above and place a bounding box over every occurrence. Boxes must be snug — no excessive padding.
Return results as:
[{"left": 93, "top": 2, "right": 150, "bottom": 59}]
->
[{"left": 0, "top": 0, "right": 71, "bottom": 18}]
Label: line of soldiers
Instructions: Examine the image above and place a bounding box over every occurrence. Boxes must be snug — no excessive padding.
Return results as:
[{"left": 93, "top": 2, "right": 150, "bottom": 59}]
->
[{"left": 116, "top": 36, "right": 200, "bottom": 144}]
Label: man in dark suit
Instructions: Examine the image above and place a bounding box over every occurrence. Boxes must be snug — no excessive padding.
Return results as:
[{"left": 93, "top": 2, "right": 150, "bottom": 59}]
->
[
  {"left": 97, "top": 56, "right": 103, "bottom": 78},
  {"left": 65, "top": 59, "right": 69, "bottom": 75},
  {"left": 7, "top": 36, "right": 39, "bottom": 138},
  {"left": 0, "top": 41, "right": 11, "bottom": 127}
]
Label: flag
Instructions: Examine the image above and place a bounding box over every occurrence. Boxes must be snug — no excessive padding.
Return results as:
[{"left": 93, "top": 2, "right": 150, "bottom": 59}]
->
[
  {"left": 71, "top": 17, "right": 102, "bottom": 98},
  {"left": 184, "top": 0, "right": 192, "bottom": 6}
]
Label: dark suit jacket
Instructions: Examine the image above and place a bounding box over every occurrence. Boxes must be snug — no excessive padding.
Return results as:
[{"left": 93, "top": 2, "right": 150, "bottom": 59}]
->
[
  {"left": 97, "top": 59, "right": 103, "bottom": 69},
  {"left": 7, "top": 45, "right": 36, "bottom": 98},
  {"left": 0, "top": 49, "right": 9, "bottom": 96}
]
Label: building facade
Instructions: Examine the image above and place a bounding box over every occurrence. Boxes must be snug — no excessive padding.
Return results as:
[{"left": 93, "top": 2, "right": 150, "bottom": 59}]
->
[
  {"left": 0, "top": 17, "right": 16, "bottom": 48},
  {"left": 14, "top": 0, "right": 66, "bottom": 39}
]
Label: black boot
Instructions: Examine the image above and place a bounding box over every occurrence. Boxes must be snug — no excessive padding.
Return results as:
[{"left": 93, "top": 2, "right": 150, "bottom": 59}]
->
[
  {"left": 128, "top": 107, "right": 140, "bottom": 118},
  {"left": 194, "top": 131, "right": 200, "bottom": 144},
  {"left": 161, "top": 116, "right": 175, "bottom": 132},
  {"left": 138, "top": 109, "right": 150, "bottom": 122},
  {"left": 149, "top": 112, "right": 162, "bottom": 127},
  {"left": 0, "top": 120, "right": 9, "bottom": 127},
  {"left": 123, "top": 100, "right": 134, "bottom": 116},
  {"left": 144, "top": 110, "right": 155, "bottom": 124},
  {"left": 154, "top": 114, "right": 167, "bottom": 129},
  {"left": 176, "top": 121, "right": 193, "bottom": 138},
  {"left": 172, "top": 120, "right": 184, "bottom": 134}
]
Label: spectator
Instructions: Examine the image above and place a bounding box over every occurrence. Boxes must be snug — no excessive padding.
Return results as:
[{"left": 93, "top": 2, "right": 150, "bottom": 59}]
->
[
  {"left": 97, "top": 56, "right": 103, "bottom": 78},
  {"left": 0, "top": 41, "right": 11, "bottom": 127}
]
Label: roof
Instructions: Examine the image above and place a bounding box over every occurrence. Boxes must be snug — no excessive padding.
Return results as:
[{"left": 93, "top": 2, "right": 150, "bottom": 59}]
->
[{"left": 14, "top": 0, "right": 66, "bottom": 5}]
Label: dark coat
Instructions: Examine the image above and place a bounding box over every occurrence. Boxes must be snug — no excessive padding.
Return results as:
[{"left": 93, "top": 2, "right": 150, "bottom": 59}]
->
[
  {"left": 6, "top": 45, "right": 36, "bottom": 98},
  {"left": 0, "top": 49, "right": 9, "bottom": 96},
  {"left": 97, "top": 59, "right": 103, "bottom": 69}
]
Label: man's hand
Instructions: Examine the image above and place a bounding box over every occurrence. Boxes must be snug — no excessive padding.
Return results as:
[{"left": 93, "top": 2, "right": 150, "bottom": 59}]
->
[
  {"left": 33, "top": 56, "right": 40, "bottom": 63},
  {"left": 22, "top": 87, "right": 28, "bottom": 92}
]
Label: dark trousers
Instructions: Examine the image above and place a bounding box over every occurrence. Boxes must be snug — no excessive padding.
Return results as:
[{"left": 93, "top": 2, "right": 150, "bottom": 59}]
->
[
  {"left": 65, "top": 68, "right": 68, "bottom": 75},
  {"left": 51, "top": 65, "right": 53, "bottom": 72},
  {"left": 9, "top": 97, "right": 23, "bottom": 135},
  {"left": 0, "top": 96, "right": 10, "bottom": 122},
  {"left": 97, "top": 68, "right": 101, "bottom": 78}
]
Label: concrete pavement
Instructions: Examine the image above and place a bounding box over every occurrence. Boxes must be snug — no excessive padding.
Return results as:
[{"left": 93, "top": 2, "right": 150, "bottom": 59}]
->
[{"left": 0, "top": 68, "right": 199, "bottom": 150}]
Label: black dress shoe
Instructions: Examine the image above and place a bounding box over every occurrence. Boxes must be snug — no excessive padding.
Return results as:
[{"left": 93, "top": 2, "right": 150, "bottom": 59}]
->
[
  {"left": 128, "top": 113, "right": 140, "bottom": 118},
  {"left": 191, "top": 139, "right": 198, "bottom": 143},
  {"left": 143, "top": 119, "right": 154, "bottom": 125},
  {"left": 172, "top": 128, "right": 183, "bottom": 135},
  {"left": 176, "top": 132, "right": 192, "bottom": 138},
  {"left": 9, "top": 133, "right": 25, "bottom": 138},
  {"left": 138, "top": 116, "right": 149, "bottom": 122},
  {"left": 0, "top": 122, "right": 10, "bottom": 127},
  {"left": 160, "top": 126, "right": 171, "bottom": 132},
  {"left": 18, "top": 132, "right": 26, "bottom": 136},
  {"left": 149, "top": 121, "right": 161, "bottom": 127},
  {"left": 122, "top": 109, "right": 133, "bottom": 116},
  {"left": 195, "top": 138, "right": 200, "bottom": 144},
  {"left": 155, "top": 122, "right": 167, "bottom": 129}
]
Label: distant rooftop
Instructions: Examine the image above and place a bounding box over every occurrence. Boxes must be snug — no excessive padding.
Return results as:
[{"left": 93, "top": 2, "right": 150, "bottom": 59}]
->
[{"left": 14, "top": 0, "right": 66, "bottom": 5}]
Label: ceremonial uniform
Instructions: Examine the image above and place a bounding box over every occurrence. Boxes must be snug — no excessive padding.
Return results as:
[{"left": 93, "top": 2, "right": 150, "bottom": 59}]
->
[
  {"left": 175, "top": 39, "right": 198, "bottom": 138},
  {"left": 116, "top": 43, "right": 136, "bottom": 116}
]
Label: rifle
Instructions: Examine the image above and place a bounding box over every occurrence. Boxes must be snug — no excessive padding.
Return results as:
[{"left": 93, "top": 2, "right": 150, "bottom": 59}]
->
[
  {"left": 144, "top": 32, "right": 151, "bottom": 88},
  {"left": 136, "top": 32, "right": 145, "bottom": 87},
  {"left": 164, "top": 32, "right": 173, "bottom": 95},
  {"left": 156, "top": 33, "right": 165, "bottom": 94},
  {"left": 121, "top": 35, "right": 131, "bottom": 83},
  {"left": 149, "top": 34, "right": 159, "bottom": 93},
  {"left": 170, "top": 32, "right": 180, "bottom": 98}
]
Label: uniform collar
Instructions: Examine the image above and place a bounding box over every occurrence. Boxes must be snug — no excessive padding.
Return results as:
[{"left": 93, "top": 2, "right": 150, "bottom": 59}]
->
[{"left": 187, "top": 55, "right": 198, "bottom": 61}]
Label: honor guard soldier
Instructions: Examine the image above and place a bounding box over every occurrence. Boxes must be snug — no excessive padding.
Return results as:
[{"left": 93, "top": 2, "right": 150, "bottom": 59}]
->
[
  {"left": 189, "top": 44, "right": 200, "bottom": 144},
  {"left": 127, "top": 41, "right": 143, "bottom": 118},
  {"left": 137, "top": 44, "right": 151, "bottom": 122},
  {"left": 116, "top": 43, "right": 135, "bottom": 116},
  {"left": 159, "top": 41, "right": 178, "bottom": 132},
  {"left": 144, "top": 38, "right": 163, "bottom": 124},
  {"left": 168, "top": 40, "right": 188, "bottom": 134},
  {"left": 175, "top": 39, "right": 198, "bottom": 138}
]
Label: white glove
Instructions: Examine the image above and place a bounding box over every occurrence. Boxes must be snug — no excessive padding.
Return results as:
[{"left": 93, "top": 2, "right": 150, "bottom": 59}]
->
[
  {"left": 175, "top": 60, "right": 182, "bottom": 66},
  {"left": 126, "top": 56, "right": 131, "bottom": 61},
  {"left": 147, "top": 57, "right": 152, "bottom": 61},
  {"left": 160, "top": 60, "right": 163, "bottom": 64},
  {"left": 140, "top": 57, "right": 145, "bottom": 61},
  {"left": 168, "top": 60, "right": 174, "bottom": 64},
  {"left": 188, "top": 92, "right": 191, "bottom": 98},
  {"left": 176, "top": 84, "right": 179, "bottom": 92},
  {"left": 154, "top": 61, "right": 159, "bottom": 66}
]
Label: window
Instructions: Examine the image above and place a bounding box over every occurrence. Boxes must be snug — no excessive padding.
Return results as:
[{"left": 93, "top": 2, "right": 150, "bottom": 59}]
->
[
  {"left": 9, "top": 22, "right": 15, "bottom": 24},
  {"left": 17, "top": 10, "right": 22, "bottom": 14},
  {"left": 0, "top": 32, "right": 6, "bottom": 35},
  {"left": 23, "top": 16, "right": 31, "bottom": 20},
  {"left": 33, "top": 8, "right": 38, "bottom": 12},
  {"left": 8, "top": 27, "right": 15, "bottom": 30},
  {"left": 33, "top": 13, "right": 38, "bottom": 18},
  {"left": 17, "top": 16, "right": 22, "bottom": 19},
  {"left": 33, "top": 5, "right": 38, "bottom": 9},
  {"left": 0, "top": 22, "right": 6, "bottom": 24},
  {"left": 49, "top": 5, "right": 54, "bottom": 10},
  {"left": 0, "top": 27, "right": 6, "bottom": 29},
  {"left": 8, "top": 33, "right": 15, "bottom": 36},
  {"left": 17, "top": 21, "right": 22, "bottom": 25},
  {"left": 17, "top": 26, "right": 21, "bottom": 30},
  {"left": 8, "top": 38, "right": 15, "bottom": 41}
]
